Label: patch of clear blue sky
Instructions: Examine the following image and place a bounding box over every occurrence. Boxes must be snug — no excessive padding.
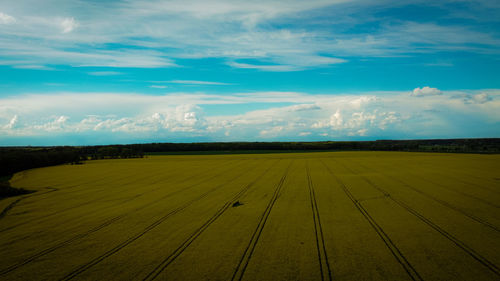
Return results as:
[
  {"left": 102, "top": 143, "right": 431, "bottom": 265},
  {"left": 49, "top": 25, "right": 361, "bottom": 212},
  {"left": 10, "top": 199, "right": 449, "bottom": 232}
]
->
[
  {"left": 1, "top": 0, "right": 499, "bottom": 144},
  {"left": 0, "top": 1, "right": 499, "bottom": 97},
  {"left": 1, "top": 53, "right": 499, "bottom": 98}
]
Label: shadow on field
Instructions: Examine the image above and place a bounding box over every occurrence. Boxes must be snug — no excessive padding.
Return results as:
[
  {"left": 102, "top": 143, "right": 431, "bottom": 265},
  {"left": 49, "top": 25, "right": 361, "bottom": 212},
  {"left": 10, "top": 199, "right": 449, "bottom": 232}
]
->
[
  {"left": 232, "top": 201, "right": 244, "bottom": 207},
  {"left": 0, "top": 176, "right": 34, "bottom": 200}
]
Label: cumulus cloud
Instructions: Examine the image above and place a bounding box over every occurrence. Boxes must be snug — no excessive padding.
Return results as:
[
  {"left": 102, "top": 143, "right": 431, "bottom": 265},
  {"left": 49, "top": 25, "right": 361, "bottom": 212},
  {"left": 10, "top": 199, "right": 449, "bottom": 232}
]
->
[
  {"left": 0, "top": 89, "right": 498, "bottom": 142},
  {"left": 33, "top": 115, "right": 69, "bottom": 132},
  {"left": 412, "top": 86, "right": 442, "bottom": 97},
  {"left": 288, "top": 104, "right": 321, "bottom": 112},
  {"left": 260, "top": 126, "right": 284, "bottom": 137},
  {"left": 451, "top": 91, "right": 493, "bottom": 104},
  {"left": 61, "top": 17, "right": 77, "bottom": 33},
  {"left": 0, "top": 12, "right": 15, "bottom": 24},
  {"left": 472, "top": 93, "right": 492, "bottom": 104},
  {"left": 4, "top": 115, "right": 18, "bottom": 129}
]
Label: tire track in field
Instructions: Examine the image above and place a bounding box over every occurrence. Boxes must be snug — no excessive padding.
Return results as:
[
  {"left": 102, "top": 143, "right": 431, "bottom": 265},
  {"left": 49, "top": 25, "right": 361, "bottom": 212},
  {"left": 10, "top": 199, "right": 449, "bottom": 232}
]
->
[
  {"left": 141, "top": 160, "right": 277, "bottom": 281},
  {"left": 231, "top": 160, "right": 292, "bottom": 281},
  {"left": 417, "top": 167, "right": 500, "bottom": 195},
  {"left": 399, "top": 160, "right": 500, "bottom": 208},
  {"left": 0, "top": 187, "right": 58, "bottom": 220},
  {"left": 306, "top": 163, "right": 333, "bottom": 281},
  {"left": 337, "top": 160, "right": 500, "bottom": 277},
  {"left": 0, "top": 160, "right": 237, "bottom": 234},
  {"left": 14, "top": 160, "right": 200, "bottom": 205},
  {"left": 403, "top": 160, "right": 500, "bottom": 194},
  {"left": 320, "top": 160, "right": 423, "bottom": 281},
  {"left": 353, "top": 160, "right": 500, "bottom": 233},
  {"left": 58, "top": 160, "right": 262, "bottom": 281},
  {"left": 0, "top": 215, "right": 125, "bottom": 275},
  {"left": 405, "top": 170, "right": 499, "bottom": 209},
  {"left": 0, "top": 160, "right": 244, "bottom": 276},
  {"left": 0, "top": 170, "right": 154, "bottom": 226}
]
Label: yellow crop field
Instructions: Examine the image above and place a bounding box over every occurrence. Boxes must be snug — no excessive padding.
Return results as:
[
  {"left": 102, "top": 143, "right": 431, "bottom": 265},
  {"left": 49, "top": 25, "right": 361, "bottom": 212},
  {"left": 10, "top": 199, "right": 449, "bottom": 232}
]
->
[{"left": 0, "top": 152, "right": 499, "bottom": 280}]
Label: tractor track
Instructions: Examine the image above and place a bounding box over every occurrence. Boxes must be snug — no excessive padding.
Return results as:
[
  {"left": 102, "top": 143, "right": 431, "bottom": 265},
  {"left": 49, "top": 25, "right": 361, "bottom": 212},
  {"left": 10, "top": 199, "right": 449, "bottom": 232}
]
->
[
  {"left": 58, "top": 160, "right": 262, "bottom": 281},
  {"left": 306, "top": 163, "right": 333, "bottom": 281},
  {"left": 0, "top": 160, "right": 237, "bottom": 234},
  {"left": 0, "top": 214, "right": 125, "bottom": 275},
  {"left": 337, "top": 159, "right": 500, "bottom": 277},
  {"left": 0, "top": 169, "right": 162, "bottom": 226},
  {"left": 0, "top": 160, "right": 243, "bottom": 277},
  {"left": 397, "top": 161, "right": 500, "bottom": 195},
  {"left": 231, "top": 160, "right": 292, "bottom": 281},
  {"left": 141, "top": 160, "right": 277, "bottom": 281},
  {"left": 320, "top": 159, "right": 423, "bottom": 281},
  {"left": 404, "top": 169, "right": 499, "bottom": 209},
  {"left": 0, "top": 187, "right": 58, "bottom": 220},
  {"left": 353, "top": 160, "right": 500, "bottom": 233}
]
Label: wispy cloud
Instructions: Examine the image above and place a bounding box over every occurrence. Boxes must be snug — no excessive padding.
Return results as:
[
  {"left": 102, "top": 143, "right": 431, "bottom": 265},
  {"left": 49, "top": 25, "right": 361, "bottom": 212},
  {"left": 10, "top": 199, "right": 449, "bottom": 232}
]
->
[
  {"left": 167, "top": 80, "right": 232, "bottom": 85},
  {"left": 228, "top": 62, "right": 302, "bottom": 72},
  {"left": 0, "top": 12, "right": 15, "bottom": 24},
  {"left": 12, "top": 64, "right": 55, "bottom": 70},
  {"left": 0, "top": 1, "right": 498, "bottom": 70},
  {"left": 88, "top": 71, "right": 123, "bottom": 76},
  {"left": 425, "top": 62, "right": 454, "bottom": 67}
]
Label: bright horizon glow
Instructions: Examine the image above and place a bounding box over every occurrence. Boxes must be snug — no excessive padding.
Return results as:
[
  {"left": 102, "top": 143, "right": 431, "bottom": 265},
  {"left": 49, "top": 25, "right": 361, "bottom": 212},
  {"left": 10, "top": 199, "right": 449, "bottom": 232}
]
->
[{"left": 1, "top": 0, "right": 499, "bottom": 145}]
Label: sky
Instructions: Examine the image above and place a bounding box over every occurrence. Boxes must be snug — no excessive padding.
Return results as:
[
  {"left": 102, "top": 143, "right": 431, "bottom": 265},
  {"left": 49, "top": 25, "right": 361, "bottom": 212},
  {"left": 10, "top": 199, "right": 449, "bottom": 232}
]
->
[{"left": 0, "top": 0, "right": 499, "bottom": 145}]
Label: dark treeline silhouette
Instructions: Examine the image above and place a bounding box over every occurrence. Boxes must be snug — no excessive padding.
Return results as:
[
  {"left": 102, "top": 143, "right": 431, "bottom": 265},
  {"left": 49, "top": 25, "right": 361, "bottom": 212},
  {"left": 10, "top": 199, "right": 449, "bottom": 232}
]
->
[
  {"left": 0, "top": 180, "right": 33, "bottom": 199},
  {"left": 0, "top": 146, "right": 143, "bottom": 197},
  {"left": 1, "top": 147, "right": 82, "bottom": 178},
  {"left": 129, "top": 138, "right": 500, "bottom": 154},
  {"left": 0, "top": 146, "right": 143, "bottom": 178},
  {"left": 85, "top": 146, "right": 145, "bottom": 160},
  {"left": 1, "top": 138, "right": 498, "bottom": 179}
]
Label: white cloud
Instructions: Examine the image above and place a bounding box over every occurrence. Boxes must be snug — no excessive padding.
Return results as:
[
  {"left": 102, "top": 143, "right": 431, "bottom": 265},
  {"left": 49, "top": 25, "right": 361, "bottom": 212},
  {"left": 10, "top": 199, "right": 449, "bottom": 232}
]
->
[
  {"left": 0, "top": 12, "right": 15, "bottom": 24},
  {"left": 472, "top": 93, "right": 492, "bottom": 104},
  {"left": 348, "top": 128, "right": 367, "bottom": 136},
  {"left": 0, "top": 89, "right": 499, "bottom": 141},
  {"left": 13, "top": 64, "right": 55, "bottom": 70},
  {"left": 168, "top": 80, "right": 232, "bottom": 85},
  {"left": 330, "top": 110, "right": 344, "bottom": 128},
  {"left": 412, "top": 86, "right": 442, "bottom": 97},
  {"left": 61, "top": 17, "right": 77, "bottom": 33},
  {"left": 33, "top": 115, "right": 69, "bottom": 132},
  {"left": 0, "top": 1, "right": 498, "bottom": 71},
  {"left": 149, "top": 85, "right": 168, "bottom": 89},
  {"left": 228, "top": 62, "right": 301, "bottom": 72},
  {"left": 260, "top": 126, "right": 284, "bottom": 137},
  {"left": 288, "top": 104, "right": 321, "bottom": 112},
  {"left": 88, "top": 71, "right": 123, "bottom": 76},
  {"left": 4, "top": 115, "right": 18, "bottom": 129}
]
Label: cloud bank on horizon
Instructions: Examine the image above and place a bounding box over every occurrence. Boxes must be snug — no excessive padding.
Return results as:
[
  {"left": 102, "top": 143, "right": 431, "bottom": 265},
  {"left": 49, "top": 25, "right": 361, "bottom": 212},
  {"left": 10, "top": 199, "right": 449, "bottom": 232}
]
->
[{"left": 0, "top": 0, "right": 499, "bottom": 145}]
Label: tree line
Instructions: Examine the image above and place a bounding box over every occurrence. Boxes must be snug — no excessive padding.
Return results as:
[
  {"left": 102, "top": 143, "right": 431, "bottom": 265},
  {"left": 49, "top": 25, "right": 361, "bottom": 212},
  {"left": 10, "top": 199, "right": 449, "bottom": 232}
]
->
[
  {"left": 128, "top": 138, "right": 500, "bottom": 154},
  {"left": 1, "top": 138, "right": 499, "bottom": 179},
  {"left": 0, "top": 146, "right": 144, "bottom": 178}
]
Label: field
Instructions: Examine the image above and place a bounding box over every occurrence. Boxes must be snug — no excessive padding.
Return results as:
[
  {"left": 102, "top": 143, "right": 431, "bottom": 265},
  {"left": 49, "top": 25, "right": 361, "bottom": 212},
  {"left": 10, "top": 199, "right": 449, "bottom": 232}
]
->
[{"left": 0, "top": 152, "right": 499, "bottom": 280}]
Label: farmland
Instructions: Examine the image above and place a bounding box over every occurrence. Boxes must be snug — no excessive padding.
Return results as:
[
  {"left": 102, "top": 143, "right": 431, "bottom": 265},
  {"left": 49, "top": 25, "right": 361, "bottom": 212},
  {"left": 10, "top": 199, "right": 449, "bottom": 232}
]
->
[{"left": 0, "top": 152, "right": 499, "bottom": 280}]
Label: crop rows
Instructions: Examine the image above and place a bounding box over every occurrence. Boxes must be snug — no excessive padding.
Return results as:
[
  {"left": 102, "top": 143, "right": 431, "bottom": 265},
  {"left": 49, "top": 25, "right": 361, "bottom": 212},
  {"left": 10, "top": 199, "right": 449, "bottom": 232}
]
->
[{"left": 0, "top": 152, "right": 498, "bottom": 280}]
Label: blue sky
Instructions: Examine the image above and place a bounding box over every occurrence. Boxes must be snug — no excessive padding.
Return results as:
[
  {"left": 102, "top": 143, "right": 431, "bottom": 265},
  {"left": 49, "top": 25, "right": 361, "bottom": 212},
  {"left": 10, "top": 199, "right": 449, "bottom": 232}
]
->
[{"left": 0, "top": 0, "right": 499, "bottom": 145}]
